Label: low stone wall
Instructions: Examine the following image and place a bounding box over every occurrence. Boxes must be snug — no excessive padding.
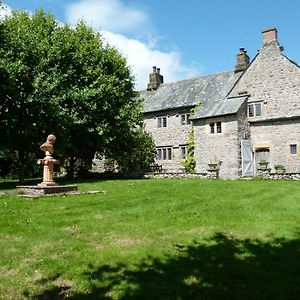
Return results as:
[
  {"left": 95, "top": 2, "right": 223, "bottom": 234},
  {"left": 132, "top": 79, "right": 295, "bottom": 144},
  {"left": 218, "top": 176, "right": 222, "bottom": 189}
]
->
[
  {"left": 257, "top": 169, "right": 300, "bottom": 180},
  {"left": 144, "top": 171, "right": 218, "bottom": 179}
]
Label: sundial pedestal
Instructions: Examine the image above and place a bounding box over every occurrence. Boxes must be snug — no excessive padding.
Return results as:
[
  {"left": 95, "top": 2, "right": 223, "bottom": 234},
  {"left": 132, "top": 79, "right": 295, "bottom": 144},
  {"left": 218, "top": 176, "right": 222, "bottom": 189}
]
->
[{"left": 17, "top": 134, "right": 78, "bottom": 197}]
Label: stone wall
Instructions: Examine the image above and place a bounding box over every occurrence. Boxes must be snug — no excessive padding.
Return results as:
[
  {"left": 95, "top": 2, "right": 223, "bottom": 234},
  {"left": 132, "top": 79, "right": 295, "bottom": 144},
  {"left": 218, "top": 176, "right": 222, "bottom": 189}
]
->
[
  {"left": 250, "top": 119, "right": 300, "bottom": 173},
  {"left": 193, "top": 114, "right": 241, "bottom": 179},
  {"left": 144, "top": 171, "right": 218, "bottom": 179},
  {"left": 143, "top": 108, "right": 192, "bottom": 172},
  {"left": 257, "top": 169, "right": 300, "bottom": 180},
  {"left": 230, "top": 41, "right": 300, "bottom": 121}
]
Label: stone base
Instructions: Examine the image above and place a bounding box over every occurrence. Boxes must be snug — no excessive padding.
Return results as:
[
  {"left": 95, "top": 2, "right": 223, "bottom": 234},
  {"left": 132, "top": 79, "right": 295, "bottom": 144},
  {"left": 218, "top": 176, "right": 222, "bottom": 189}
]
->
[
  {"left": 37, "top": 182, "right": 58, "bottom": 187},
  {"left": 17, "top": 185, "right": 79, "bottom": 196}
]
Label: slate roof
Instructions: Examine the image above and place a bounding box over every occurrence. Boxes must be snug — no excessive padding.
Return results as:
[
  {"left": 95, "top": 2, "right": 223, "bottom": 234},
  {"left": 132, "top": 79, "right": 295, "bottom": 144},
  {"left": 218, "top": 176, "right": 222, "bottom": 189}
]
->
[
  {"left": 193, "top": 96, "right": 247, "bottom": 119},
  {"left": 140, "top": 71, "right": 242, "bottom": 118}
]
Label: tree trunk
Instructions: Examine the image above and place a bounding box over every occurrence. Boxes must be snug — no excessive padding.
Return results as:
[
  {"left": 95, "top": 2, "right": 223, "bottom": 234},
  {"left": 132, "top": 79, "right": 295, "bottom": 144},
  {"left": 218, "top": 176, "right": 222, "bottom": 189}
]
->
[
  {"left": 17, "top": 149, "right": 26, "bottom": 183},
  {"left": 67, "top": 156, "right": 76, "bottom": 179}
]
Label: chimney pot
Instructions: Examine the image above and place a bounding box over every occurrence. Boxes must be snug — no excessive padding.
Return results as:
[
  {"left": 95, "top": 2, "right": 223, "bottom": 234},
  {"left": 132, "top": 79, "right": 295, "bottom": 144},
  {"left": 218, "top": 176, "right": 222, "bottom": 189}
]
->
[
  {"left": 235, "top": 47, "right": 250, "bottom": 73},
  {"left": 147, "top": 67, "right": 163, "bottom": 91}
]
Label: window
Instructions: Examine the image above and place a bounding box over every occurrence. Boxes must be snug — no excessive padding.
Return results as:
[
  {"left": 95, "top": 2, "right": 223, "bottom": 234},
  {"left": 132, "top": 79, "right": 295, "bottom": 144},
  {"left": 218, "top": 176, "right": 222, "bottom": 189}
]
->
[
  {"left": 181, "top": 146, "right": 188, "bottom": 159},
  {"left": 181, "top": 114, "right": 190, "bottom": 125},
  {"left": 157, "top": 116, "right": 167, "bottom": 128},
  {"left": 210, "top": 122, "right": 222, "bottom": 134},
  {"left": 216, "top": 122, "right": 222, "bottom": 133},
  {"left": 290, "top": 144, "right": 297, "bottom": 155},
  {"left": 157, "top": 147, "right": 172, "bottom": 160},
  {"left": 248, "top": 103, "right": 262, "bottom": 117}
]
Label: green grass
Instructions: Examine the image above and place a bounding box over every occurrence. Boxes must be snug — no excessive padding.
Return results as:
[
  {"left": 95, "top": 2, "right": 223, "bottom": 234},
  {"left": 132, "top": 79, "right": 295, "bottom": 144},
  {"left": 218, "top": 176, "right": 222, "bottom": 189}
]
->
[{"left": 0, "top": 179, "right": 300, "bottom": 299}]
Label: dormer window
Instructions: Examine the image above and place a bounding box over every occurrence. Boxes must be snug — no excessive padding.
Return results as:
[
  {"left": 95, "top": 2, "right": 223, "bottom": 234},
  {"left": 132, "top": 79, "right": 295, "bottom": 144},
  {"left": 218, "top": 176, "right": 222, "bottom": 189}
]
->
[
  {"left": 248, "top": 103, "right": 262, "bottom": 117},
  {"left": 210, "top": 122, "right": 222, "bottom": 134},
  {"left": 157, "top": 116, "right": 167, "bottom": 128},
  {"left": 181, "top": 114, "right": 190, "bottom": 125}
]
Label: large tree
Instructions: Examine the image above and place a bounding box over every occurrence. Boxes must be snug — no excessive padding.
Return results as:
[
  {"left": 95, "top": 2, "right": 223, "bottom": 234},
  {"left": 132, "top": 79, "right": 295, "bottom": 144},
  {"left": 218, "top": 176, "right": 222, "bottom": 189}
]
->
[{"left": 0, "top": 10, "right": 153, "bottom": 181}]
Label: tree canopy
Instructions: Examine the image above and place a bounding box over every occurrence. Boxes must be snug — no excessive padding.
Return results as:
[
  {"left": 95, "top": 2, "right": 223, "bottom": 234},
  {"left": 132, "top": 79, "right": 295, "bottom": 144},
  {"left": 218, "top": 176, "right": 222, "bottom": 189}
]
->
[{"left": 0, "top": 9, "right": 154, "bottom": 180}]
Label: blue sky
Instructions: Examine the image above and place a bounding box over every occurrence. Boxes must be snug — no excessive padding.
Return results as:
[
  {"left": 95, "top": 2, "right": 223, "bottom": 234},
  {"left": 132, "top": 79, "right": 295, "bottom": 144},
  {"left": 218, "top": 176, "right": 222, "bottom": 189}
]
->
[{"left": 2, "top": 0, "right": 300, "bottom": 89}]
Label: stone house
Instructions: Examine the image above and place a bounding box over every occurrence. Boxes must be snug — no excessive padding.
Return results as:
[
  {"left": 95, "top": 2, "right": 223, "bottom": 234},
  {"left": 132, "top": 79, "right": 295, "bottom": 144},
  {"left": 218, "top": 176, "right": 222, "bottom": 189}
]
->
[{"left": 140, "top": 28, "right": 300, "bottom": 179}]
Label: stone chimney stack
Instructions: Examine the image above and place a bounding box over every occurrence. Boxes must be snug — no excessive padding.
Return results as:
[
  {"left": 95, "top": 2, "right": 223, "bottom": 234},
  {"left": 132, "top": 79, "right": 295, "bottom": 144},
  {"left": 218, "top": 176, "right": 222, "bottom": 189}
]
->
[
  {"left": 262, "top": 27, "right": 278, "bottom": 44},
  {"left": 147, "top": 66, "right": 164, "bottom": 91},
  {"left": 234, "top": 48, "right": 250, "bottom": 73}
]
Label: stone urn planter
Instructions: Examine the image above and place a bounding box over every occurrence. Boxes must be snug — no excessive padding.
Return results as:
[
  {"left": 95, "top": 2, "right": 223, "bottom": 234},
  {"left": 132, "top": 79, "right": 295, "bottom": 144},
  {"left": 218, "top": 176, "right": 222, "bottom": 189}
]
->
[
  {"left": 207, "top": 163, "right": 220, "bottom": 171},
  {"left": 275, "top": 164, "right": 285, "bottom": 174},
  {"left": 258, "top": 160, "right": 269, "bottom": 170}
]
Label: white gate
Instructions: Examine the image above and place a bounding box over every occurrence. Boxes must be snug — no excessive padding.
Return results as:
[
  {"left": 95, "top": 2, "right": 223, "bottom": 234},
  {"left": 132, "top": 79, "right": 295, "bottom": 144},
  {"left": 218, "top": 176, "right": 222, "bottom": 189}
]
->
[{"left": 241, "top": 140, "right": 254, "bottom": 177}]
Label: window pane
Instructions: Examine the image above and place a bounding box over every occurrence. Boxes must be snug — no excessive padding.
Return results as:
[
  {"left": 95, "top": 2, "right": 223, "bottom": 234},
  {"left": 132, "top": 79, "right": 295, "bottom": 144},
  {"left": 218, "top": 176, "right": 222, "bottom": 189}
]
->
[
  {"left": 255, "top": 103, "right": 262, "bottom": 116},
  {"left": 186, "top": 114, "right": 190, "bottom": 125},
  {"left": 290, "top": 144, "right": 297, "bottom": 155},
  {"left": 163, "top": 148, "right": 167, "bottom": 160},
  {"left": 181, "top": 147, "right": 187, "bottom": 159},
  {"left": 163, "top": 117, "right": 167, "bottom": 127},
  {"left": 157, "top": 118, "right": 162, "bottom": 128},
  {"left": 217, "top": 122, "right": 222, "bottom": 133},
  {"left": 248, "top": 105, "right": 254, "bottom": 117},
  {"left": 157, "top": 149, "right": 162, "bottom": 160},
  {"left": 167, "top": 148, "right": 172, "bottom": 160},
  {"left": 210, "top": 123, "right": 215, "bottom": 133},
  {"left": 181, "top": 115, "right": 186, "bottom": 125}
]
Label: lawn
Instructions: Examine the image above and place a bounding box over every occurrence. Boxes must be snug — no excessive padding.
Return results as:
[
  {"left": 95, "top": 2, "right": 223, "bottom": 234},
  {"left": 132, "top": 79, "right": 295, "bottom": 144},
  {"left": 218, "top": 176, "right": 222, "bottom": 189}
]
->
[{"left": 0, "top": 178, "right": 300, "bottom": 299}]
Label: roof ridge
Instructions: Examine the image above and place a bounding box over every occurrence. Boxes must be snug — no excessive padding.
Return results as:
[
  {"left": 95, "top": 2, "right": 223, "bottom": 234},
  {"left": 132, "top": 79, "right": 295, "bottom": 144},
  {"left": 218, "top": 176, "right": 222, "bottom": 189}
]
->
[{"left": 139, "top": 69, "right": 235, "bottom": 92}]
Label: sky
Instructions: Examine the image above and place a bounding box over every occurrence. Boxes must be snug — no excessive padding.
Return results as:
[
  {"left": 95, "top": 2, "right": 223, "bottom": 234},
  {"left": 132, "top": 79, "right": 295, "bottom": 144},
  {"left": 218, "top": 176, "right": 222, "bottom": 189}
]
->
[{"left": 2, "top": 0, "right": 300, "bottom": 90}]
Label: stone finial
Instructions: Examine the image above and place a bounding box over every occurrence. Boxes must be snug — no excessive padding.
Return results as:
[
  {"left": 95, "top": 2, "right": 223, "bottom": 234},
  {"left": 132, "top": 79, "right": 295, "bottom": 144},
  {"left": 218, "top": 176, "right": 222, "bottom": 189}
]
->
[
  {"left": 147, "top": 66, "right": 164, "bottom": 91},
  {"left": 234, "top": 48, "right": 250, "bottom": 73}
]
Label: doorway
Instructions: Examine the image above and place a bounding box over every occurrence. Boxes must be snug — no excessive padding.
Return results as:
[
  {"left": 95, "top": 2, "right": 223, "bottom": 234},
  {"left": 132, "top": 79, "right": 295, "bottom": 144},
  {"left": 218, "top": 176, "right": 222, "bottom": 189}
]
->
[{"left": 255, "top": 148, "right": 270, "bottom": 171}]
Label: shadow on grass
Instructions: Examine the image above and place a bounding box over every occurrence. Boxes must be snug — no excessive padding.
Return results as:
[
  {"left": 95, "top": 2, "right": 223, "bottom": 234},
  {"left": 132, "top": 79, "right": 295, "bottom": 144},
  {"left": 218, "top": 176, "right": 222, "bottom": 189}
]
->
[
  {"left": 0, "top": 173, "right": 146, "bottom": 191},
  {"left": 30, "top": 233, "right": 300, "bottom": 299},
  {"left": 0, "top": 178, "right": 41, "bottom": 191}
]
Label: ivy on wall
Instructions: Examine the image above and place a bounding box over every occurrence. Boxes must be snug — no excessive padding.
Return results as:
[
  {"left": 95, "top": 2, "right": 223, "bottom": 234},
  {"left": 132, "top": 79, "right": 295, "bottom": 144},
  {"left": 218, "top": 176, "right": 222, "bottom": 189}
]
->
[{"left": 183, "top": 101, "right": 201, "bottom": 173}]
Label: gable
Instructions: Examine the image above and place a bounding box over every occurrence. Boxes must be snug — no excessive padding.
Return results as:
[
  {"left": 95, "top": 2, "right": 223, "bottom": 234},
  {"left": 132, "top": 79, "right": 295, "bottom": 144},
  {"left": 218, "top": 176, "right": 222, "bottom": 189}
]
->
[{"left": 229, "top": 42, "right": 300, "bottom": 120}]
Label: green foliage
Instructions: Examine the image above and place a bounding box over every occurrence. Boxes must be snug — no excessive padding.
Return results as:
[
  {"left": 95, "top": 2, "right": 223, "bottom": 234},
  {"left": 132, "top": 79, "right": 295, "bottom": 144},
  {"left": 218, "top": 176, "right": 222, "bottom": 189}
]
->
[
  {"left": 275, "top": 164, "right": 285, "bottom": 170},
  {"left": 0, "top": 10, "right": 146, "bottom": 180},
  {"left": 183, "top": 127, "right": 196, "bottom": 173},
  {"left": 189, "top": 101, "right": 201, "bottom": 116},
  {"left": 109, "top": 127, "right": 156, "bottom": 172},
  {"left": 182, "top": 102, "right": 201, "bottom": 173}
]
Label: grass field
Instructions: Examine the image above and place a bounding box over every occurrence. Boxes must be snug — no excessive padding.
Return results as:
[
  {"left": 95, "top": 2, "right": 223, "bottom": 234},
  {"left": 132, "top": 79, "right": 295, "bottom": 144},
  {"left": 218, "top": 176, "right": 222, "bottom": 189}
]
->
[{"left": 1, "top": 178, "right": 300, "bottom": 299}]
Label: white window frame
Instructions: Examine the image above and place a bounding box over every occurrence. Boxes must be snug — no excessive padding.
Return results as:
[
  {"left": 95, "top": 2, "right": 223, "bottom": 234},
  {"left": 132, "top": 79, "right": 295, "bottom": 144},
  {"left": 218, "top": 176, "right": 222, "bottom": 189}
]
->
[
  {"left": 248, "top": 102, "right": 262, "bottom": 117},
  {"left": 181, "top": 114, "right": 190, "bottom": 125},
  {"left": 209, "top": 122, "right": 222, "bottom": 134},
  {"left": 180, "top": 145, "right": 188, "bottom": 159},
  {"left": 156, "top": 147, "right": 172, "bottom": 160},
  {"left": 290, "top": 144, "right": 297, "bottom": 155},
  {"left": 157, "top": 116, "right": 167, "bottom": 128}
]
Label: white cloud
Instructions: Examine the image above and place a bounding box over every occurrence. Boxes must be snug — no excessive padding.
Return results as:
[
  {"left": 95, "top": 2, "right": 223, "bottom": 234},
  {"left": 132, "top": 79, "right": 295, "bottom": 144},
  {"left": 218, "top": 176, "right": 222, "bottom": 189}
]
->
[
  {"left": 102, "top": 31, "right": 200, "bottom": 90},
  {"left": 0, "top": 4, "right": 12, "bottom": 19},
  {"left": 2, "top": 1, "right": 201, "bottom": 90},
  {"left": 66, "top": 0, "right": 150, "bottom": 35},
  {"left": 66, "top": 0, "right": 201, "bottom": 90}
]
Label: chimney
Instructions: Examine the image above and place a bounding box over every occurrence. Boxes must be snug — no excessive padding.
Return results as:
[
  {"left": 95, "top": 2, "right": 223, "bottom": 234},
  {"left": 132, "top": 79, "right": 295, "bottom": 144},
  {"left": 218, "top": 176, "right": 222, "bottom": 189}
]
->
[
  {"left": 234, "top": 48, "right": 250, "bottom": 73},
  {"left": 262, "top": 27, "right": 278, "bottom": 44},
  {"left": 147, "top": 66, "right": 164, "bottom": 91}
]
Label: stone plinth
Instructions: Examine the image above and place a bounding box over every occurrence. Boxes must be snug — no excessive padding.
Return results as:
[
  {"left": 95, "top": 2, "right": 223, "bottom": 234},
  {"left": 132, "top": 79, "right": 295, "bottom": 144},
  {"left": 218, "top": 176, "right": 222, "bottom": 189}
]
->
[{"left": 17, "top": 185, "right": 78, "bottom": 196}]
